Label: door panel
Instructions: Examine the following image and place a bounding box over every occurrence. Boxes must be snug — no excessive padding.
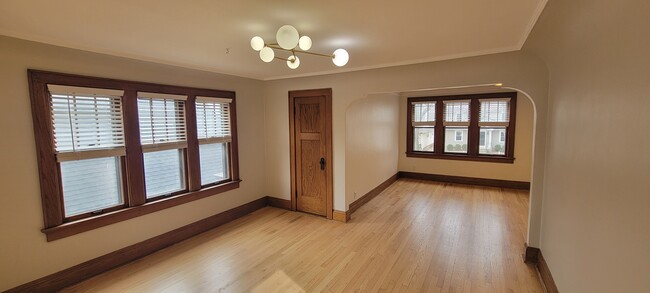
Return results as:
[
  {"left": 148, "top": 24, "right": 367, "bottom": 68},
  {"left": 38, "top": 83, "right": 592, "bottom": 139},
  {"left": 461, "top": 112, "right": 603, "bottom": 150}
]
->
[
  {"left": 298, "top": 140, "right": 325, "bottom": 214},
  {"left": 290, "top": 89, "right": 331, "bottom": 218}
]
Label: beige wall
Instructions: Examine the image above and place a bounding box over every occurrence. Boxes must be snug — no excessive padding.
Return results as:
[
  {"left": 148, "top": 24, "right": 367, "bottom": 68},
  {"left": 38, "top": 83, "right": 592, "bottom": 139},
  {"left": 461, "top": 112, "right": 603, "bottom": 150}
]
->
[
  {"left": 0, "top": 36, "right": 266, "bottom": 291},
  {"left": 263, "top": 52, "right": 550, "bottom": 248},
  {"left": 345, "top": 93, "right": 400, "bottom": 205},
  {"left": 398, "top": 93, "right": 534, "bottom": 182},
  {"left": 523, "top": 0, "right": 650, "bottom": 291}
]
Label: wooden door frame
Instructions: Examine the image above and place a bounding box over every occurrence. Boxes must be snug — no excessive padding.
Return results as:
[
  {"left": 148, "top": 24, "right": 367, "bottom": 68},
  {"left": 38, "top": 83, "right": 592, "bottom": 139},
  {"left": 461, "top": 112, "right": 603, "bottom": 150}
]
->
[{"left": 289, "top": 88, "right": 333, "bottom": 220}]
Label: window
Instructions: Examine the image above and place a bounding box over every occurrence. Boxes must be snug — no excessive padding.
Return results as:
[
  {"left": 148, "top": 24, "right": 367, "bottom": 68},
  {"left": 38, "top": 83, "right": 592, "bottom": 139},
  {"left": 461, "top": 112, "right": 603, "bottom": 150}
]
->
[
  {"left": 196, "top": 97, "right": 232, "bottom": 186},
  {"left": 406, "top": 92, "right": 517, "bottom": 163},
  {"left": 478, "top": 98, "right": 510, "bottom": 156},
  {"left": 411, "top": 102, "right": 436, "bottom": 152},
  {"left": 28, "top": 70, "right": 240, "bottom": 241},
  {"left": 137, "top": 93, "right": 188, "bottom": 199},
  {"left": 454, "top": 131, "right": 464, "bottom": 141},
  {"left": 49, "top": 85, "right": 127, "bottom": 219}
]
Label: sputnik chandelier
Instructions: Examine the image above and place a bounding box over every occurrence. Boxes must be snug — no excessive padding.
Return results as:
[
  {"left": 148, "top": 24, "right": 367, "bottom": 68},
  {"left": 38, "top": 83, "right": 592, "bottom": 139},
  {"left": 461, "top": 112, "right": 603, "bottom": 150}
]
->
[{"left": 250, "top": 25, "right": 349, "bottom": 69}]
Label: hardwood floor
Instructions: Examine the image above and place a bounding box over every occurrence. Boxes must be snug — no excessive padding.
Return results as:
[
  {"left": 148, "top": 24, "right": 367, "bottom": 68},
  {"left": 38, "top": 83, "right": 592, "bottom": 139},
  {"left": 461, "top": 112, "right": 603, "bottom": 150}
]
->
[{"left": 63, "top": 179, "right": 542, "bottom": 292}]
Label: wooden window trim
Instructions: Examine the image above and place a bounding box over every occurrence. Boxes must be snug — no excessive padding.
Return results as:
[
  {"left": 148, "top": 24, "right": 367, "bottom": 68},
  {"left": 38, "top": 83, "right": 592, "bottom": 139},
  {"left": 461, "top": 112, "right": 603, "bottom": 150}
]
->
[
  {"left": 406, "top": 92, "right": 517, "bottom": 164},
  {"left": 28, "top": 70, "right": 240, "bottom": 241}
]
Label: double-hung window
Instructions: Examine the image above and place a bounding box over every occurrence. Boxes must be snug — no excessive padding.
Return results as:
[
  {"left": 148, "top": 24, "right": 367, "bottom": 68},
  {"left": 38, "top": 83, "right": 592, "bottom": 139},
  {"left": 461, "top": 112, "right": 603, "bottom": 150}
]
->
[
  {"left": 196, "top": 97, "right": 232, "bottom": 186},
  {"left": 138, "top": 93, "right": 188, "bottom": 198},
  {"left": 411, "top": 102, "right": 436, "bottom": 152},
  {"left": 406, "top": 92, "right": 517, "bottom": 163},
  {"left": 49, "top": 85, "right": 127, "bottom": 220},
  {"left": 478, "top": 98, "right": 510, "bottom": 155},
  {"left": 443, "top": 100, "right": 470, "bottom": 153},
  {"left": 29, "top": 70, "right": 240, "bottom": 241}
]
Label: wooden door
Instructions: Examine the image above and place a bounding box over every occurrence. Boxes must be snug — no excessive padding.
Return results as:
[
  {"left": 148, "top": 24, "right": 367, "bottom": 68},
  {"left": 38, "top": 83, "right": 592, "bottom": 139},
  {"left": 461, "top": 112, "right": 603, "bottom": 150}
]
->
[{"left": 289, "top": 89, "right": 332, "bottom": 219}]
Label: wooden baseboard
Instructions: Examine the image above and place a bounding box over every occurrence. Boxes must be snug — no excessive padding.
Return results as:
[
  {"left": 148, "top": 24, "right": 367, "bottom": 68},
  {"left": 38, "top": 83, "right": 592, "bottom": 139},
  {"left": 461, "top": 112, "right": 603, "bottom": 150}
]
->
[
  {"left": 332, "top": 210, "right": 350, "bottom": 222},
  {"left": 348, "top": 173, "right": 400, "bottom": 216},
  {"left": 7, "top": 197, "right": 269, "bottom": 293},
  {"left": 524, "top": 245, "right": 541, "bottom": 264},
  {"left": 398, "top": 171, "right": 530, "bottom": 190},
  {"left": 267, "top": 196, "right": 291, "bottom": 210},
  {"left": 524, "top": 245, "right": 559, "bottom": 293}
]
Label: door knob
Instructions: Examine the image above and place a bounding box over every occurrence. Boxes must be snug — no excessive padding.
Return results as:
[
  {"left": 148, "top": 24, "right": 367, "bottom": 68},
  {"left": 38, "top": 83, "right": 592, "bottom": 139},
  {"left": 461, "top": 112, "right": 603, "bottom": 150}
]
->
[{"left": 319, "top": 157, "right": 325, "bottom": 170}]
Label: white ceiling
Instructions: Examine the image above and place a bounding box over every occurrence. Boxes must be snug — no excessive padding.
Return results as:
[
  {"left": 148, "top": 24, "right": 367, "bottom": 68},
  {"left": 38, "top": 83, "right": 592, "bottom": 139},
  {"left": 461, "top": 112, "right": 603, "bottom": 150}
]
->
[{"left": 0, "top": 0, "right": 547, "bottom": 80}]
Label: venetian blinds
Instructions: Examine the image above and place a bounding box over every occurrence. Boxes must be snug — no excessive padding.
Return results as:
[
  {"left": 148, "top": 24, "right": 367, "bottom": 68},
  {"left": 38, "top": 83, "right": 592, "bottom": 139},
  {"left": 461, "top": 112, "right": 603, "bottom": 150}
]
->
[
  {"left": 137, "top": 92, "right": 188, "bottom": 152},
  {"left": 48, "top": 85, "right": 126, "bottom": 162},
  {"left": 196, "top": 97, "right": 232, "bottom": 144},
  {"left": 479, "top": 98, "right": 510, "bottom": 126},
  {"left": 443, "top": 100, "right": 470, "bottom": 126},
  {"left": 411, "top": 101, "right": 436, "bottom": 127}
]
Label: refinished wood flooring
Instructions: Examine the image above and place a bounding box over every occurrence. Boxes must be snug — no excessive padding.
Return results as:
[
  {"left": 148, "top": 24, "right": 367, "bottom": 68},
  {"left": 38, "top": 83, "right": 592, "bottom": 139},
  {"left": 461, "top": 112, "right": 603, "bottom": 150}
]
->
[{"left": 63, "top": 179, "right": 543, "bottom": 292}]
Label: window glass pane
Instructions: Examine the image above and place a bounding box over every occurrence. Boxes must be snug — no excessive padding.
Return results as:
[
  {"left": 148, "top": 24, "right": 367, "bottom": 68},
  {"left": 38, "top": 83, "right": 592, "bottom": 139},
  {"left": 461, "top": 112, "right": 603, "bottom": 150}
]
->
[
  {"left": 51, "top": 94, "right": 124, "bottom": 152},
  {"left": 196, "top": 101, "right": 231, "bottom": 139},
  {"left": 60, "top": 157, "right": 122, "bottom": 217},
  {"left": 479, "top": 127, "right": 507, "bottom": 155},
  {"left": 445, "top": 126, "right": 468, "bottom": 153},
  {"left": 444, "top": 100, "right": 470, "bottom": 123},
  {"left": 200, "top": 143, "right": 229, "bottom": 185},
  {"left": 479, "top": 100, "right": 510, "bottom": 123},
  {"left": 138, "top": 98, "right": 186, "bottom": 145},
  {"left": 412, "top": 102, "right": 436, "bottom": 123},
  {"left": 413, "top": 127, "right": 434, "bottom": 152},
  {"left": 143, "top": 149, "right": 185, "bottom": 198}
]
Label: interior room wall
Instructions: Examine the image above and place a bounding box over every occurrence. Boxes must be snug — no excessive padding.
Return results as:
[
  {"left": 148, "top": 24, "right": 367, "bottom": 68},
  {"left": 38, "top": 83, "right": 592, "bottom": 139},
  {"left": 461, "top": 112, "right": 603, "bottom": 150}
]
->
[
  {"left": 0, "top": 36, "right": 266, "bottom": 291},
  {"left": 263, "top": 51, "right": 550, "bottom": 248},
  {"left": 397, "top": 92, "right": 534, "bottom": 182},
  {"left": 523, "top": 0, "right": 650, "bottom": 291},
  {"left": 345, "top": 93, "right": 400, "bottom": 206}
]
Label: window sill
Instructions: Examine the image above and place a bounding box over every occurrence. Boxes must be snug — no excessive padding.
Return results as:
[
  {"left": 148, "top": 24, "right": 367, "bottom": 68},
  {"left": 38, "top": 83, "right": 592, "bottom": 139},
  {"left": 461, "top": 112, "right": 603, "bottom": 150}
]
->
[
  {"left": 405, "top": 152, "right": 514, "bottom": 164},
  {"left": 42, "top": 180, "right": 241, "bottom": 241}
]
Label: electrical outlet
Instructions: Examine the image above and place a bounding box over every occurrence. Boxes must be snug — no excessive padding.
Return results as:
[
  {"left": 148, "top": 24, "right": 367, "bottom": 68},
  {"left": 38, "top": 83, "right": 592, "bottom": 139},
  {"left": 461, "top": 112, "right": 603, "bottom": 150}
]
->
[{"left": 354, "top": 192, "right": 357, "bottom": 199}]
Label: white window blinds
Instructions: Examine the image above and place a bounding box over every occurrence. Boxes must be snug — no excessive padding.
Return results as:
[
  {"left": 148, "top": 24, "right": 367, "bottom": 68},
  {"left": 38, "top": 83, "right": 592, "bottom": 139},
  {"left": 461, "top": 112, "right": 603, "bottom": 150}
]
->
[
  {"left": 479, "top": 98, "right": 510, "bottom": 126},
  {"left": 443, "top": 100, "right": 470, "bottom": 126},
  {"left": 196, "top": 97, "right": 232, "bottom": 144},
  {"left": 137, "top": 92, "right": 188, "bottom": 151},
  {"left": 412, "top": 102, "right": 436, "bottom": 126},
  {"left": 48, "top": 85, "right": 126, "bottom": 162}
]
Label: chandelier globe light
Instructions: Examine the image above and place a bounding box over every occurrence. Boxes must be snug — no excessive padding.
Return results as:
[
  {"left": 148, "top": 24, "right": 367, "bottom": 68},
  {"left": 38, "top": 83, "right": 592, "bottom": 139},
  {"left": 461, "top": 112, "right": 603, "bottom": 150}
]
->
[{"left": 251, "top": 25, "right": 349, "bottom": 69}]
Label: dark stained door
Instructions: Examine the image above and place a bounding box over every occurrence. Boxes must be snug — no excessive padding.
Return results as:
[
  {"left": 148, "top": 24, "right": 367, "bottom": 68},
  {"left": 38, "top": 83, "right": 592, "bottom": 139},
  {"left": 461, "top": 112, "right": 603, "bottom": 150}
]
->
[{"left": 290, "top": 89, "right": 331, "bottom": 217}]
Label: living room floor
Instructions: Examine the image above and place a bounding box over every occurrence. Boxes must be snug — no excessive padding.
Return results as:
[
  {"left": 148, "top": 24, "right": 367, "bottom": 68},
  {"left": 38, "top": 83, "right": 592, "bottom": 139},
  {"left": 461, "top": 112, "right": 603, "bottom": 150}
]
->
[{"left": 63, "top": 178, "right": 542, "bottom": 292}]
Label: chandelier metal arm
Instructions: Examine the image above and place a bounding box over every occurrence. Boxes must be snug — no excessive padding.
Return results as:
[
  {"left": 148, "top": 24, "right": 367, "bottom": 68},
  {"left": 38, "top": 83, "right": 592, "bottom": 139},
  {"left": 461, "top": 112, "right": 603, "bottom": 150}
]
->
[{"left": 266, "top": 44, "right": 333, "bottom": 58}]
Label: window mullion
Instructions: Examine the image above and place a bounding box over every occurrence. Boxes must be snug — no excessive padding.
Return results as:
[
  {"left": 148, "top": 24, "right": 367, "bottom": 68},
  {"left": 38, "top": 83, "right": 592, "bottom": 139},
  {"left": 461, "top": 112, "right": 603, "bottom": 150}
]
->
[
  {"left": 469, "top": 98, "right": 480, "bottom": 156},
  {"left": 185, "top": 96, "right": 201, "bottom": 191},
  {"left": 122, "top": 90, "right": 146, "bottom": 206}
]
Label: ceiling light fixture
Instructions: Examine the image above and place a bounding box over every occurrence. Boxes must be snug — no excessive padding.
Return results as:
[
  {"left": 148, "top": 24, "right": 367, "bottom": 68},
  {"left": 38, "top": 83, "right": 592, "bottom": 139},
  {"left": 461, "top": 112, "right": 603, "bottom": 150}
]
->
[{"left": 251, "top": 25, "right": 349, "bottom": 69}]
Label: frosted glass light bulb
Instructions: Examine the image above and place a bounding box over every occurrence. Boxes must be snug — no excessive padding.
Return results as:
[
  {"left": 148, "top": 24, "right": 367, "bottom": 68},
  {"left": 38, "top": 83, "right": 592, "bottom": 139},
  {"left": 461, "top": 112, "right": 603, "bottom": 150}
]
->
[
  {"left": 332, "top": 48, "right": 349, "bottom": 66},
  {"left": 298, "top": 36, "right": 312, "bottom": 51},
  {"left": 287, "top": 55, "right": 300, "bottom": 69},
  {"left": 276, "top": 25, "right": 299, "bottom": 50},
  {"left": 250, "top": 36, "right": 264, "bottom": 51},
  {"left": 259, "top": 47, "right": 275, "bottom": 63}
]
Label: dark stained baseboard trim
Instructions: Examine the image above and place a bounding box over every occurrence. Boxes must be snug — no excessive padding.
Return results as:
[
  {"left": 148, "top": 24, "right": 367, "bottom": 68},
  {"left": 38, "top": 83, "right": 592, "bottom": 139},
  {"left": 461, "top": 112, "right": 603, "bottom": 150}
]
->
[
  {"left": 267, "top": 196, "right": 292, "bottom": 210},
  {"left": 398, "top": 171, "right": 531, "bottom": 190},
  {"left": 7, "top": 197, "right": 269, "bottom": 293},
  {"left": 348, "top": 173, "right": 400, "bottom": 217},
  {"left": 524, "top": 245, "right": 541, "bottom": 264},
  {"left": 524, "top": 245, "right": 559, "bottom": 293}
]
